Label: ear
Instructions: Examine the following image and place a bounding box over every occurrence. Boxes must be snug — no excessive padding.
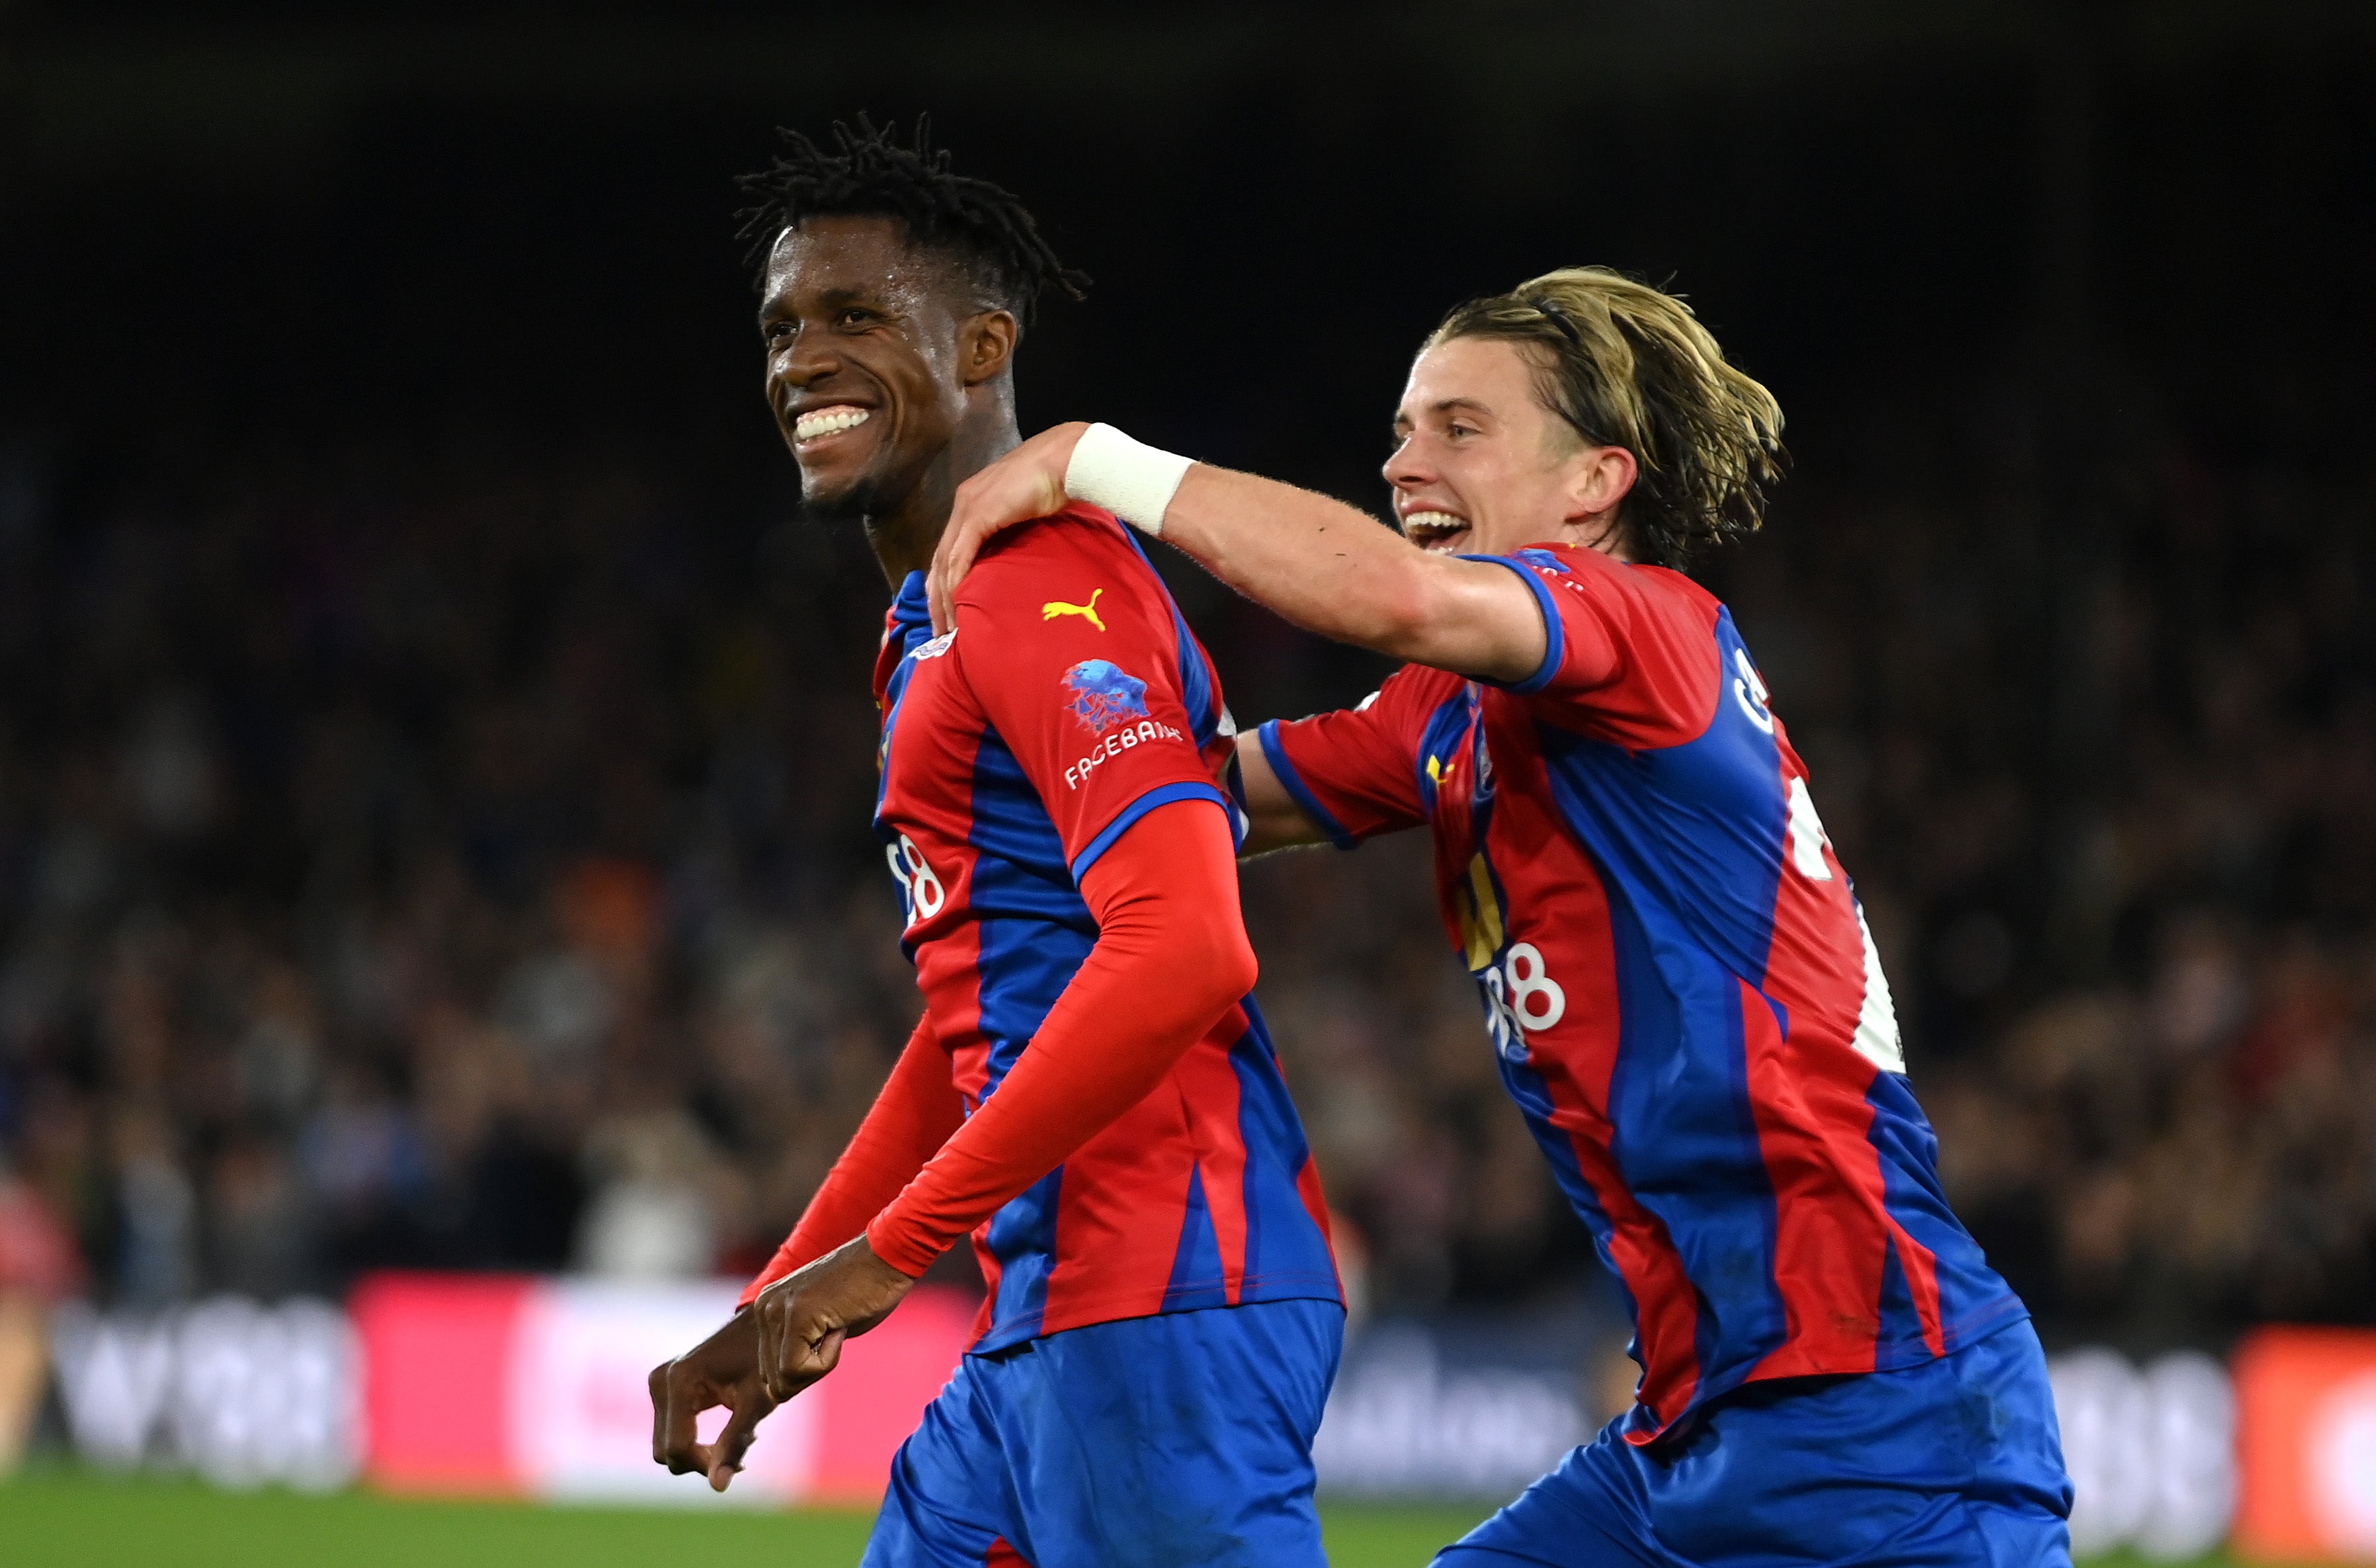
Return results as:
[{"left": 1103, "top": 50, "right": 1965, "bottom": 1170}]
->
[
  {"left": 1564, "top": 443, "right": 1637, "bottom": 522},
  {"left": 960, "top": 309, "right": 1020, "bottom": 388}
]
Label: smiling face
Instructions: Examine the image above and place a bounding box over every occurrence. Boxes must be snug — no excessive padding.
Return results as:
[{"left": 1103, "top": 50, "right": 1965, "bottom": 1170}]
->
[
  {"left": 1384, "top": 335, "right": 1632, "bottom": 559},
  {"left": 758, "top": 214, "right": 1002, "bottom": 523}
]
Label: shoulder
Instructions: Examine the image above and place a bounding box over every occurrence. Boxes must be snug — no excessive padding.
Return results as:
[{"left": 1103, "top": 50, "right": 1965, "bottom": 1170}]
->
[
  {"left": 1509, "top": 544, "right": 1721, "bottom": 636},
  {"left": 962, "top": 505, "right": 1148, "bottom": 598},
  {"left": 956, "top": 504, "right": 1179, "bottom": 650},
  {"left": 1305, "top": 661, "right": 1460, "bottom": 745}
]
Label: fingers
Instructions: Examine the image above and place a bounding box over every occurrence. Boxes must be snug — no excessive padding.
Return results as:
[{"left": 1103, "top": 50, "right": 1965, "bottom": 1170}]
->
[
  {"left": 928, "top": 482, "right": 987, "bottom": 636},
  {"left": 648, "top": 1358, "right": 705, "bottom": 1474},
  {"left": 928, "top": 525, "right": 975, "bottom": 636},
  {"left": 703, "top": 1392, "right": 768, "bottom": 1492}
]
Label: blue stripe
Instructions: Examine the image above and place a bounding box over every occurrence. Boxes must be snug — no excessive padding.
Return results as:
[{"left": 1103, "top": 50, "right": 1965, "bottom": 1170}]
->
[
  {"left": 1414, "top": 690, "right": 1475, "bottom": 815},
  {"left": 1864, "top": 1072, "right": 2028, "bottom": 1355},
  {"left": 1163, "top": 1166, "right": 1231, "bottom": 1312},
  {"left": 1225, "top": 1009, "right": 1338, "bottom": 1300},
  {"left": 1256, "top": 721, "right": 1356, "bottom": 850},
  {"left": 1459, "top": 554, "right": 1566, "bottom": 695},
  {"left": 1169, "top": 601, "right": 1221, "bottom": 747},
  {"left": 969, "top": 730, "right": 1097, "bottom": 1087},
  {"left": 982, "top": 1166, "right": 1062, "bottom": 1344},
  {"left": 1873, "top": 1231, "right": 1927, "bottom": 1370},
  {"left": 1547, "top": 741, "right": 1791, "bottom": 1403},
  {"left": 965, "top": 727, "right": 1090, "bottom": 1353},
  {"left": 1069, "top": 781, "right": 1229, "bottom": 883}
]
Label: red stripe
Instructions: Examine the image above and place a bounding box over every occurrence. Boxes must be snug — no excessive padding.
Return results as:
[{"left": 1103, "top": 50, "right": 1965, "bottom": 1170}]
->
[
  {"left": 1736, "top": 977, "right": 1889, "bottom": 1378},
  {"left": 1472, "top": 739, "right": 1704, "bottom": 1434},
  {"left": 1557, "top": 1122, "right": 1704, "bottom": 1434},
  {"left": 1037, "top": 1070, "right": 1200, "bottom": 1332},
  {"left": 1751, "top": 745, "right": 1945, "bottom": 1364}
]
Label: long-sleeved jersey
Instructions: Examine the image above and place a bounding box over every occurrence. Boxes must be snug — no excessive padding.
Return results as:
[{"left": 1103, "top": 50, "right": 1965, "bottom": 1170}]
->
[{"left": 865, "top": 506, "right": 1340, "bottom": 1353}]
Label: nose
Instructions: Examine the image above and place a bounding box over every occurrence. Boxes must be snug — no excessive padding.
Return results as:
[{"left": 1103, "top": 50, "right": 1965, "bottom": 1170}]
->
[
  {"left": 773, "top": 326, "right": 839, "bottom": 393},
  {"left": 1382, "top": 432, "right": 1432, "bottom": 494}
]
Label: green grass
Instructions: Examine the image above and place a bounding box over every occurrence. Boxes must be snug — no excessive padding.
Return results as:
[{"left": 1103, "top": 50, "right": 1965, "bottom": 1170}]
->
[
  {"left": 0, "top": 1469, "right": 2254, "bottom": 1565},
  {"left": 0, "top": 1470, "right": 1485, "bottom": 1566}
]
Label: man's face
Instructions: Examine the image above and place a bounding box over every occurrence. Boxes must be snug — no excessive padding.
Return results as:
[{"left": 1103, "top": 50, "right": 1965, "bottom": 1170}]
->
[
  {"left": 1383, "top": 336, "right": 1594, "bottom": 557},
  {"left": 758, "top": 215, "right": 976, "bottom": 520}
]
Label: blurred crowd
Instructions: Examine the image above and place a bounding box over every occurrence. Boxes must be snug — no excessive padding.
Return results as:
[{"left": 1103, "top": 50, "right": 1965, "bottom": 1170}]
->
[{"left": 0, "top": 376, "right": 2371, "bottom": 1353}]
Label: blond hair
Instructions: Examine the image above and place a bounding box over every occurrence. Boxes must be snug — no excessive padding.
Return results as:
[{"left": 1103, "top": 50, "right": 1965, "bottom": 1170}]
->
[{"left": 1428, "top": 267, "right": 1785, "bottom": 568}]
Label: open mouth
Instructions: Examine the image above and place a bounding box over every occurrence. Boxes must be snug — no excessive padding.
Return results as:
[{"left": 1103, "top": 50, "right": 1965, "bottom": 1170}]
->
[
  {"left": 1401, "top": 510, "right": 1472, "bottom": 552},
  {"left": 792, "top": 404, "right": 873, "bottom": 446}
]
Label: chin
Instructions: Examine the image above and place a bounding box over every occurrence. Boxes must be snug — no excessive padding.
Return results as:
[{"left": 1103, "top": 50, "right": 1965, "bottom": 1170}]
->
[{"left": 796, "top": 469, "right": 886, "bottom": 526}]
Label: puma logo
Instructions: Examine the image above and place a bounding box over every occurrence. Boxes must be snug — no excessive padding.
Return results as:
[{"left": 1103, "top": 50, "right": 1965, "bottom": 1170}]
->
[
  {"left": 1042, "top": 589, "right": 1106, "bottom": 632},
  {"left": 1428, "top": 754, "right": 1456, "bottom": 788}
]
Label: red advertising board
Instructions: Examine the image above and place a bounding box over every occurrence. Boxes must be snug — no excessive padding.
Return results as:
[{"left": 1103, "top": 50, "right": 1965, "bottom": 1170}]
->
[
  {"left": 350, "top": 1273, "right": 975, "bottom": 1506},
  {"left": 2234, "top": 1326, "right": 2376, "bottom": 1562}
]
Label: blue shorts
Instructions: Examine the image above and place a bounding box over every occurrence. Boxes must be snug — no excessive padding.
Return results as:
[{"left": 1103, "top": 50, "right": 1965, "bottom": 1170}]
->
[
  {"left": 864, "top": 1297, "right": 1344, "bottom": 1568},
  {"left": 1438, "top": 1319, "right": 2072, "bottom": 1568}
]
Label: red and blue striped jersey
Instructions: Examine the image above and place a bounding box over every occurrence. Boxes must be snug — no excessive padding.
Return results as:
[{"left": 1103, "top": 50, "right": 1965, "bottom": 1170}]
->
[
  {"left": 876, "top": 505, "right": 1340, "bottom": 1353},
  {"left": 1260, "top": 542, "right": 2021, "bottom": 1442}
]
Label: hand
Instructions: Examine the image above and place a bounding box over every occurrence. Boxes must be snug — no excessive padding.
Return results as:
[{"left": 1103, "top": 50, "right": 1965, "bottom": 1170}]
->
[
  {"left": 649, "top": 1307, "right": 776, "bottom": 1493},
  {"left": 751, "top": 1234, "right": 917, "bottom": 1404},
  {"left": 926, "top": 421, "right": 1090, "bottom": 634}
]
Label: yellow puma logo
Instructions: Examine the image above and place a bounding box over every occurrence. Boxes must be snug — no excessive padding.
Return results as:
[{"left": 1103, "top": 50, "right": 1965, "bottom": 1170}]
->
[
  {"left": 1427, "top": 754, "right": 1455, "bottom": 788},
  {"left": 1042, "top": 588, "right": 1106, "bottom": 632}
]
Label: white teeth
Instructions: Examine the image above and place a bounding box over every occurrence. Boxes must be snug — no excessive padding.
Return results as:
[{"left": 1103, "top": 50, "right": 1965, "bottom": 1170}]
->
[
  {"left": 1403, "top": 511, "right": 1468, "bottom": 534},
  {"left": 794, "top": 406, "right": 872, "bottom": 442}
]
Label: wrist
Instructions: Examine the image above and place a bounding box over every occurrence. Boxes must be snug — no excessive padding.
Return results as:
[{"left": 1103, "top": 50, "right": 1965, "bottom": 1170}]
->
[
  {"left": 1063, "top": 423, "right": 1192, "bottom": 537},
  {"left": 863, "top": 1209, "right": 938, "bottom": 1280}
]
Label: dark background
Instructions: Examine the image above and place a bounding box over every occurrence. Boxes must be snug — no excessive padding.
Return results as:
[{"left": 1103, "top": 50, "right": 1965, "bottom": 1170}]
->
[{"left": 2, "top": 1, "right": 2373, "bottom": 1355}]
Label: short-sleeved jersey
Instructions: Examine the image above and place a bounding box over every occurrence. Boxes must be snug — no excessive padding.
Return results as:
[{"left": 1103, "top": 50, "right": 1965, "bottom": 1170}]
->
[
  {"left": 1260, "top": 542, "right": 2020, "bottom": 1443},
  {"left": 875, "top": 505, "right": 1340, "bottom": 1354}
]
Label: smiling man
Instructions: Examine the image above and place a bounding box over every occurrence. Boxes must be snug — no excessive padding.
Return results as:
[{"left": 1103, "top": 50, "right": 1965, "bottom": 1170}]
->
[
  {"left": 930, "top": 269, "right": 2074, "bottom": 1568},
  {"left": 643, "top": 121, "right": 1344, "bottom": 1568}
]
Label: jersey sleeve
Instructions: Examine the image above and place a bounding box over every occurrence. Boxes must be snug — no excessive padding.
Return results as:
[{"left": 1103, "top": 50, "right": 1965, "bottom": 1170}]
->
[
  {"left": 952, "top": 519, "right": 1229, "bottom": 882},
  {"left": 1463, "top": 544, "right": 1718, "bottom": 749},
  {"left": 1254, "top": 662, "right": 1446, "bottom": 847}
]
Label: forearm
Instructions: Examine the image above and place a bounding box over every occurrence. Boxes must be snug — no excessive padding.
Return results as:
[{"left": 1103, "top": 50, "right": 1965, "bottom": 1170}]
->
[
  {"left": 738, "top": 1016, "right": 962, "bottom": 1308},
  {"left": 1158, "top": 465, "right": 1537, "bottom": 681},
  {"left": 866, "top": 802, "right": 1255, "bottom": 1275},
  {"left": 1163, "top": 467, "right": 1430, "bottom": 651}
]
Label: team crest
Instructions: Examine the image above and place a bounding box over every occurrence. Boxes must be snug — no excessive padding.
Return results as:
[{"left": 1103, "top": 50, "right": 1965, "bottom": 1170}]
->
[
  {"left": 1513, "top": 548, "right": 1569, "bottom": 574},
  {"left": 1062, "top": 659, "right": 1150, "bottom": 733}
]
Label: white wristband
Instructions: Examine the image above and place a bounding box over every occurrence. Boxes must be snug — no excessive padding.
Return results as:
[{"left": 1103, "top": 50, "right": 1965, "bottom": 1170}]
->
[{"left": 1063, "top": 423, "right": 1192, "bottom": 537}]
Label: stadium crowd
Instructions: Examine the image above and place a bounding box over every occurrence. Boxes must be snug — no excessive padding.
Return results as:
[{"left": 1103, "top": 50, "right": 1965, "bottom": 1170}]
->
[{"left": 0, "top": 379, "right": 2369, "bottom": 1352}]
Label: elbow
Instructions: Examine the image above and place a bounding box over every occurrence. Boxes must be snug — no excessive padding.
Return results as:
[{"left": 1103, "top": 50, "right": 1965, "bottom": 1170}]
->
[
  {"left": 1218, "top": 925, "right": 1258, "bottom": 1001},
  {"left": 1181, "top": 913, "right": 1258, "bottom": 1015}
]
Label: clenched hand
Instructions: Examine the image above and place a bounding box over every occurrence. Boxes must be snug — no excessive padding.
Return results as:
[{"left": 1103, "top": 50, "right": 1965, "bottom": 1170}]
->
[{"left": 750, "top": 1234, "right": 918, "bottom": 1403}]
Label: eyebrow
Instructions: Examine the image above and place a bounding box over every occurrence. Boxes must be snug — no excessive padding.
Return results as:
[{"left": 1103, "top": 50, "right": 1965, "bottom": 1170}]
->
[
  {"left": 757, "top": 283, "right": 890, "bottom": 326},
  {"left": 1391, "top": 395, "right": 1496, "bottom": 433}
]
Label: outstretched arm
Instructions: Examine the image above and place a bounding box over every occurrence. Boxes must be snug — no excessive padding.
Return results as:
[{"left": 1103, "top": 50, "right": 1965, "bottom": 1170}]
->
[{"left": 926, "top": 423, "right": 1549, "bottom": 684}]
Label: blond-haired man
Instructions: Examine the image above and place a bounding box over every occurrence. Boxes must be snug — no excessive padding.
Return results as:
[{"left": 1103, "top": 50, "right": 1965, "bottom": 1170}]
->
[{"left": 929, "top": 268, "right": 2074, "bottom": 1568}]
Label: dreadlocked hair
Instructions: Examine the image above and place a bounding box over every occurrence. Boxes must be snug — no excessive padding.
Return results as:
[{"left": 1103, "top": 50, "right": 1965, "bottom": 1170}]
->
[
  {"left": 1430, "top": 267, "right": 1785, "bottom": 569},
  {"left": 735, "top": 114, "right": 1088, "bottom": 323}
]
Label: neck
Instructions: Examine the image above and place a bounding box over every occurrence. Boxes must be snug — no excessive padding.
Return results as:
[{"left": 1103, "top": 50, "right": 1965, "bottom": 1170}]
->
[
  {"left": 1548, "top": 507, "right": 1631, "bottom": 562},
  {"left": 864, "top": 394, "right": 1021, "bottom": 586}
]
